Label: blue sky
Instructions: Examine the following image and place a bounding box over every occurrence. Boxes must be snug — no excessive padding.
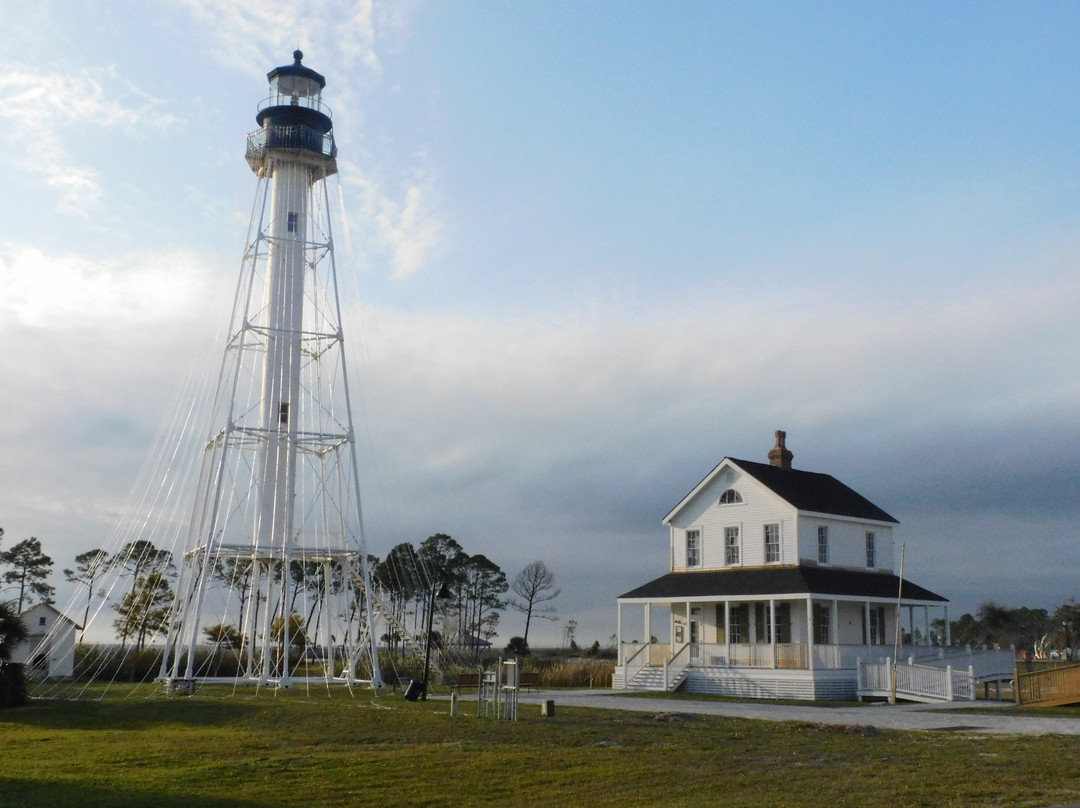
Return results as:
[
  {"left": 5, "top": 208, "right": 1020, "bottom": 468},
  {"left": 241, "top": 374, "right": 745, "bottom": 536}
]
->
[{"left": 2, "top": 1, "right": 1079, "bottom": 645}]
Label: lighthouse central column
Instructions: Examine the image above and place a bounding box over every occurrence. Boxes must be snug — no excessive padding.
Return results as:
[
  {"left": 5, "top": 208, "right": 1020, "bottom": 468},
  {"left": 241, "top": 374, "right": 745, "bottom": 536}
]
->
[{"left": 255, "top": 159, "right": 310, "bottom": 551}]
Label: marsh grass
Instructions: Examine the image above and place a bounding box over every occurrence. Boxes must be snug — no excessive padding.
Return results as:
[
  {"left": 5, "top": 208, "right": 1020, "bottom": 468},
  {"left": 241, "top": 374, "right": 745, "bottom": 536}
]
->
[{"left": 2, "top": 684, "right": 1079, "bottom": 807}]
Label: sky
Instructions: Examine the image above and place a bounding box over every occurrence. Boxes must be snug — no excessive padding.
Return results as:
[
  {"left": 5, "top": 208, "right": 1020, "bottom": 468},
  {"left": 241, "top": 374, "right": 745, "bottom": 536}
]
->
[{"left": 1, "top": 1, "right": 1079, "bottom": 647}]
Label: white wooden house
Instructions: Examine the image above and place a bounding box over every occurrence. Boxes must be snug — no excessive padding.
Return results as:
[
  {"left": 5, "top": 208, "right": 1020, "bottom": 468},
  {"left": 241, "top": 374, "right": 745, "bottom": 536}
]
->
[
  {"left": 614, "top": 431, "right": 950, "bottom": 700},
  {"left": 11, "top": 602, "right": 79, "bottom": 680}
]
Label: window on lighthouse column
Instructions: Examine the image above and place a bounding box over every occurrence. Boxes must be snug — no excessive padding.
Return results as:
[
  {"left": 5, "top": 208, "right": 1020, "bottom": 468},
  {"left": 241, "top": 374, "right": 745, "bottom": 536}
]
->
[
  {"left": 287, "top": 212, "right": 298, "bottom": 232},
  {"left": 278, "top": 402, "right": 290, "bottom": 427}
]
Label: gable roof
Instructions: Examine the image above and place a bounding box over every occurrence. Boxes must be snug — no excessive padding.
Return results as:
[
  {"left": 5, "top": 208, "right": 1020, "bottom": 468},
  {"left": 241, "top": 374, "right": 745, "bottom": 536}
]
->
[
  {"left": 619, "top": 567, "right": 946, "bottom": 603},
  {"left": 665, "top": 457, "right": 898, "bottom": 525},
  {"left": 19, "top": 601, "right": 81, "bottom": 628}
]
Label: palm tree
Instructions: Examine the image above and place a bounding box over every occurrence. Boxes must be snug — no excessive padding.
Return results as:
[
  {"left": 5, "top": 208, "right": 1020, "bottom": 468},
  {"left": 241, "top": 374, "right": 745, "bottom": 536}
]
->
[{"left": 0, "top": 601, "right": 29, "bottom": 707}]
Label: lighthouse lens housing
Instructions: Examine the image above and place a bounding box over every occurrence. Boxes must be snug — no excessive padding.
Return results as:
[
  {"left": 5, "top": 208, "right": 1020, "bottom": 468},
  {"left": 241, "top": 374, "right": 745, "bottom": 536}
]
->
[{"left": 271, "top": 74, "right": 322, "bottom": 101}]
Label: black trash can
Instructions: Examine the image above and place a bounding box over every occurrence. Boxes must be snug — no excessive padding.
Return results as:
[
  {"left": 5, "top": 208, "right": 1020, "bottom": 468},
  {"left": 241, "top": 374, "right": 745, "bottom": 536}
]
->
[{"left": 404, "top": 679, "right": 424, "bottom": 701}]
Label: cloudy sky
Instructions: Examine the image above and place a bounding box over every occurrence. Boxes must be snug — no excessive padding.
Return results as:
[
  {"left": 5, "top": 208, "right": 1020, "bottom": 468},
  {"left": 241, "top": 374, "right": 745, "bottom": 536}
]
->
[{"left": 2, "top": 1, "right": 1079, "bottom": 646}]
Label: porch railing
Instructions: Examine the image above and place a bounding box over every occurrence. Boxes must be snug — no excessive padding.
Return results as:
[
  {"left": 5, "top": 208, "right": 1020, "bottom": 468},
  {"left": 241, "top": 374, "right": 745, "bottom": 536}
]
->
[
  {"left": 690, "top": 642, "right": 809, "bottom": 669},
  {"left": 620, "top": 642, "right": 981, "bottom": 674}
]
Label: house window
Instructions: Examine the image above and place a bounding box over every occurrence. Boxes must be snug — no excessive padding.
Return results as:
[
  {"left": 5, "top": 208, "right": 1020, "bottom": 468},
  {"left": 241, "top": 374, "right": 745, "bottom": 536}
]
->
[
  {"left": 764, "top": 523, "right": 780, "bottom": 563},
  {"left": 754, "top": 603, "right": 790, "bottom": 643},
  {"left": 865, "top": 531, "right": 876, "bottom": 568},
  {"left": 719, "top": 489, "right": 743, "bottom": 505},
  {"left": 39, "top": 616, "right": 47, "bottom": 627},
  {"left": 686, "top": 529, "right": 701, "bottom": 567},
  {"left": 729, "top": 605, "right": 745, "bottom": 644},
  {"left": 724, "top": 526, "right": 740, "bottom": 565},
  {"left": 817, "top": 525, "right": 829, "bottom": 564},
  {"left": 813, "top": 604, "right": 830, "bottom": 644},
  {"left": 287, "top": 211, "right": 298, "bottom": 232},
  {"left": 867, "top": 606, "right": 886, "bottom": 645}
]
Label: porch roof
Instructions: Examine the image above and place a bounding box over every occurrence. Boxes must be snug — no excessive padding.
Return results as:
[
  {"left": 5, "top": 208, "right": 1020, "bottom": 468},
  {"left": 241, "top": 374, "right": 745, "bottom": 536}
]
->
[{"left": 618, "top": 566, "right": 947, "bottom": 604}]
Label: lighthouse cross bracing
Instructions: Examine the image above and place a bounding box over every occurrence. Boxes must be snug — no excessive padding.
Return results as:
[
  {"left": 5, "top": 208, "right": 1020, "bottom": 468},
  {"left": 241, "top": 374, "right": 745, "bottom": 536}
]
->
[{"left": 158, "top": 52, "right": 383, "bottom": 690}]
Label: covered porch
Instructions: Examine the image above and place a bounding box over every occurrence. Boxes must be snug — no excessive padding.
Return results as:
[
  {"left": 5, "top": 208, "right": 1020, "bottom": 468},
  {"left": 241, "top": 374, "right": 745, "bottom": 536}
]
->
[{"left": 614, "top": 567, "right": 950, "bottom": 700}]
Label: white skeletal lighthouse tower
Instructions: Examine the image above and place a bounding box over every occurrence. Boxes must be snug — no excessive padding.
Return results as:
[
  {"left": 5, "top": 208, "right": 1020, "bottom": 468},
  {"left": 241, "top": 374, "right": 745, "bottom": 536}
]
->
[{"left": 160, "top": 52, "right": 383, "bottom": 689}]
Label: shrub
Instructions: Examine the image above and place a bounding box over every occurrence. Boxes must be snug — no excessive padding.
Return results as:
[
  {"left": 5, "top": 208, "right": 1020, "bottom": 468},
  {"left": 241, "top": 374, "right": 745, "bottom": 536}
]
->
[
  {"left": 0, "top": 662, "right": 28, "bottom": 708},
  {"left": 505, "top": 637, "right": 529, "bottom": 657},
  {"left": 535, "top": 659, "right": 615, "bottom": 688}
]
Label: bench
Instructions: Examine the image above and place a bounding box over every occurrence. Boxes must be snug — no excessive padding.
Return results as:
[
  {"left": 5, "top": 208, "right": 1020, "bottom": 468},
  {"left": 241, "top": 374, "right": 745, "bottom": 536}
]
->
[
  {"left": 453, "top": 672, "right": 482, "bottom": 690},
  {"left": 449, "top": 671, "right": 540, "bottom": 692}
]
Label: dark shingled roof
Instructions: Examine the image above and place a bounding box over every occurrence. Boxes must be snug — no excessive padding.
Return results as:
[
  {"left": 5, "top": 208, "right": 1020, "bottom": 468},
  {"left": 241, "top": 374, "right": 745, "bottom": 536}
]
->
[
  {"left": 619, "top": 566, "right": 947, "bottom": 603},
  {"left": 726, "top": 458, "right": 899, "bottom": 523}
]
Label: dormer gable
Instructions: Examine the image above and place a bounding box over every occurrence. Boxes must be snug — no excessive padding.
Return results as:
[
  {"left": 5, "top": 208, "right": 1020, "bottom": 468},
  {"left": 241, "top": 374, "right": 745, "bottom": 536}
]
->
[{"left": 664, "top": 458, "right": 756, "bottom": 526}]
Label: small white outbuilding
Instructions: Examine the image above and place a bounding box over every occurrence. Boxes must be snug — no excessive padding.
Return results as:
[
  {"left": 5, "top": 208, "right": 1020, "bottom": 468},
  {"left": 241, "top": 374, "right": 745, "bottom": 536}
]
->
[{"left": 11, "top": 602, "right": 80, "bottom": 680}]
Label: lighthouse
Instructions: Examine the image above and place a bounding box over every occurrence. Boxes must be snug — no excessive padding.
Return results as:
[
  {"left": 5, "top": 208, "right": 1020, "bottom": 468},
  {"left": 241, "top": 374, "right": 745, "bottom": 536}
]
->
[{"left": 159, "top": 53, "right": 383, "bottom": 689}]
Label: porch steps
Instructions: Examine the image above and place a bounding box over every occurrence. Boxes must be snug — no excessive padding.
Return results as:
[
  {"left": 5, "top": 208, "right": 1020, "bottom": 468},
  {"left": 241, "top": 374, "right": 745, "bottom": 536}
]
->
[{"left": 626, "top": 665, "right": 686, "bottom": 693}]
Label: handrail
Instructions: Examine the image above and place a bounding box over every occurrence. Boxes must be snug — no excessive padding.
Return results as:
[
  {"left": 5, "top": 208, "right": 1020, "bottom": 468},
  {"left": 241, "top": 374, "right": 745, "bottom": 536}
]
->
[
  {"left": 1015, "top": 663, "right": 1080, "bottom": 707},
  {"left": 622, "top": 642, "right": 650, "bottom": 688},
  {"left": 246, "top": 125, "right": 336, "bottom": 159},
  {"left": 623, "top": 642, "right": 649, "bottom": 667},
  {"left": 257, "top": 93, "right": 333, "bottom": 119},
  {"left": 663, "top": 642, "right": 691, "bottom": 690},
  {"left": 858, "top": 658, "right": 975, "bottom": 702},
  {"left": 669, "top": 642, "right": 691, "bottom": 668}
]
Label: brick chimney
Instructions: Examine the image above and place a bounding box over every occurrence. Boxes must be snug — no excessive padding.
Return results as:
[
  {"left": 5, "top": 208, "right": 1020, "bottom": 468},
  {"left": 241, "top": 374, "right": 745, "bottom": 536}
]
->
[{"left": 768, "top": 430, "right": 793, "bottom": 470}]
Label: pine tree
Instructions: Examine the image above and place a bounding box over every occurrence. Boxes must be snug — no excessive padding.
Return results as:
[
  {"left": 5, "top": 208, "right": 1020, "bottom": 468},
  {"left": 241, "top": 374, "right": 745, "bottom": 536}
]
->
[
  {"left": 64, "top": 548, "right": 109, "bottom": 642},
  {"left": 0, "top": 537, "right": 55, "bottom": 612}
]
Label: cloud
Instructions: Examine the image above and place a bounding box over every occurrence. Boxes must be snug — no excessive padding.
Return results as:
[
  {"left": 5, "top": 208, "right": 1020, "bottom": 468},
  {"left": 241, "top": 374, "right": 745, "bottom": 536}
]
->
[
  {"left": 0, "top": 245, "right": 221, "bottom": 329},
  {"left": 0, "top": 244, "right": 226, "bottom": 565},
  {"left": 338, "top": 162, "right": 444, "bottom": 279},
  {"left": 0, "top": 66, "right": 177, "bottom": 211},
  {"left": 175, "top": 0, "right": 413, "bottom": 80}
]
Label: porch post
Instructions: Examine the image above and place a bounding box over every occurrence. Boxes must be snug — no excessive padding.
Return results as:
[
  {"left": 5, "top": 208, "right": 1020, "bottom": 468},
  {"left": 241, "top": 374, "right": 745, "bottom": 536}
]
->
[
  {"left": 644, "top": 602, "right": 651, "bottom": 649},
  {"left": 924, "top": 606, "right": 931, "bottom": 647},
  {"left": 723, "top": 600, "right": 730, "bottom": 660},
  {"left": 832, "top": 599, "right": 840, "bottom": 669},
  {"left": 944, "top": 605, "right": 951, "bottom": 646},
  {"left": 806, "top": 595, "right": 815, "bottom": 671},
  {"left": 864, "top": 601, "right": 871, "bottom": 646},
  {"left": 616, "top": 601, "right": 623, "bottom": 665},
  {"left": 769, "top": 598, "right": 777, "bottom": 669}
]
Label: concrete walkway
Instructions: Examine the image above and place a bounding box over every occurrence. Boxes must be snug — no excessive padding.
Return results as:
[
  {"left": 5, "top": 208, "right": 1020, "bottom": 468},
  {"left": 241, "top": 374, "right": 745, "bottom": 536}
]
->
[{"left": 505, "top": 689, "right": 1080, "bottom": 736}]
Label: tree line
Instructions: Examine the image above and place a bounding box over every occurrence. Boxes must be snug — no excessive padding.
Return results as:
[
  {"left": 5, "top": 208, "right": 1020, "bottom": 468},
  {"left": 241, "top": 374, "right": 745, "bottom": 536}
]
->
[
  {"left": 949, "top": 600, "right": 1080, "bottom": 657},
  {"left": 0, "top": 528, "right": 563, "bottom": 656}
]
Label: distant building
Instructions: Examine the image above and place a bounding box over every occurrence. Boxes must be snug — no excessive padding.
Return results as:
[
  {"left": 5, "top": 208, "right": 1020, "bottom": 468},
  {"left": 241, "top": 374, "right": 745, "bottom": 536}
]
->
[
  {"left": 614, "top": 431, "right": 949, "bottom": 700},
  {"left": 11, "top": 603, "right": 80, "bottom": 680}
]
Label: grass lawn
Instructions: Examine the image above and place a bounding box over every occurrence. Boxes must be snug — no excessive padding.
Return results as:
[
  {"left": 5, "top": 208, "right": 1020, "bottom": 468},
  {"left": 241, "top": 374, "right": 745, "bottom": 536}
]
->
[{"left": 2, "top": 684, "right": 1079, "bottom": 807}]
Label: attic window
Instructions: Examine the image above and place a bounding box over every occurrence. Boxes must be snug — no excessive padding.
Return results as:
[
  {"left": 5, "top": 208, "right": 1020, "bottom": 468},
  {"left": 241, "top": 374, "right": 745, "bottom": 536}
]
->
[{"left": 719, "top": 489, "right": 743, "bottom": 505}]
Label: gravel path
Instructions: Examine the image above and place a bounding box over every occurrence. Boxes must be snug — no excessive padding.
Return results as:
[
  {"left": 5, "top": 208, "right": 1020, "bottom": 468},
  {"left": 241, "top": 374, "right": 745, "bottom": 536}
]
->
[{"left": 506, "top": 689, "right": 1080, "bottom": 736}]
